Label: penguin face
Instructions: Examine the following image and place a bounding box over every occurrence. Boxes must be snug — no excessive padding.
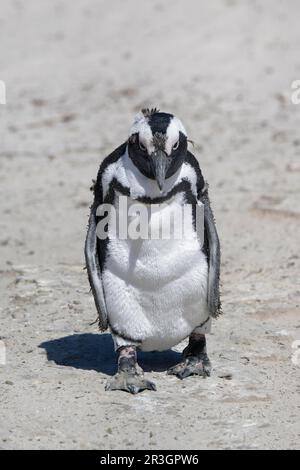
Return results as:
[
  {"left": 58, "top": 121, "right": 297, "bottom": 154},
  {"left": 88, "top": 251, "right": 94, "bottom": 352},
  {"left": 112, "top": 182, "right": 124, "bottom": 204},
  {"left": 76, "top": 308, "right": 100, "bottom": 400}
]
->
[{"left": 128, "top": 109, "right": 188, "bottom": 190}]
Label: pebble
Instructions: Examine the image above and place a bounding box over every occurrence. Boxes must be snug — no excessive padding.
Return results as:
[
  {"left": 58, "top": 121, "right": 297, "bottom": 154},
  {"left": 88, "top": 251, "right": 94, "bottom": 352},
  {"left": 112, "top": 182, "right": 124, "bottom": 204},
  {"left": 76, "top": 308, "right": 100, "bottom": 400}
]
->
[{"left": 5, "top": 380, "right": 14, "bottom": 386}]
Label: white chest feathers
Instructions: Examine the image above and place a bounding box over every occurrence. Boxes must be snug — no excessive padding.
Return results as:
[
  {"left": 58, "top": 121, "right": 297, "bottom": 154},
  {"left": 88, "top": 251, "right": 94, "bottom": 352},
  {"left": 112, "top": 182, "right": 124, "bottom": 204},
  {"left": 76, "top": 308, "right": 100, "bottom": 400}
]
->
[{"left": 102, "top": 192, "right": 209, "bottom": 351}]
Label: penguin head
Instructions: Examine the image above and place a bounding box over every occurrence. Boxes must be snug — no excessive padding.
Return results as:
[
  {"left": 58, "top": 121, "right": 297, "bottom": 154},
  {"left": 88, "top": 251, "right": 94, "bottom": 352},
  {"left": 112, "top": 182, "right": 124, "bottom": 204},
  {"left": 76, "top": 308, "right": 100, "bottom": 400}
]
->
[{"left": 127, "top": 108, "right": 188, "bottom": 191}]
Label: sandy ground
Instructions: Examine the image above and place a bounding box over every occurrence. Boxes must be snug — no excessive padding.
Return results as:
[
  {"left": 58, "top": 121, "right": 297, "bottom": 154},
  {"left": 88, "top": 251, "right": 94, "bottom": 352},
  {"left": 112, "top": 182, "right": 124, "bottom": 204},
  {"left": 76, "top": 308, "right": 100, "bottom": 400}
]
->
[{"left": 0, "top": 0, "right": 299, "bottom": 450}]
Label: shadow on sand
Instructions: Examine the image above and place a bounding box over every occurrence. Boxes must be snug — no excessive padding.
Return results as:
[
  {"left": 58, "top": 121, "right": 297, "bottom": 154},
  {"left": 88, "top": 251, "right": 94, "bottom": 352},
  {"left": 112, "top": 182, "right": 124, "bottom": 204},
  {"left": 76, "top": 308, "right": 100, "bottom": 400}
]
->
[{"left": 39, "top": 333, "right": 181, "bottom": 376}]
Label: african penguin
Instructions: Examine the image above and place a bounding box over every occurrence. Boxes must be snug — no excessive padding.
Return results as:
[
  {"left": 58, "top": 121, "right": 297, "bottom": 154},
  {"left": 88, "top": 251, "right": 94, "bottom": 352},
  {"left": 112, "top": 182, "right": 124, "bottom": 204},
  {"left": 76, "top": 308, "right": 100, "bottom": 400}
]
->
[{"left": 85, "top": 108, "right": 221, "bottom": 394}]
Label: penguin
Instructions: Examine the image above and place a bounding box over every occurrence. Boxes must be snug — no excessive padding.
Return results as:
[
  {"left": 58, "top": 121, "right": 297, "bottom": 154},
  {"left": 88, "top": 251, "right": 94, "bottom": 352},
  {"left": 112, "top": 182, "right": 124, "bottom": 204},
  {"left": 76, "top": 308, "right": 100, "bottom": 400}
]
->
[{"left": 85, "top": 108, "right": 221, "bottom": 394}]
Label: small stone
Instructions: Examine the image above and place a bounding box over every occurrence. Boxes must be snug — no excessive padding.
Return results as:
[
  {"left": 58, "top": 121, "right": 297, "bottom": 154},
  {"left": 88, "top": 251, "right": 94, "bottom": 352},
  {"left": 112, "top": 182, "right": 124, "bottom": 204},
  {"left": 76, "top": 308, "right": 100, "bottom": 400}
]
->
[{"left": 5, "top": 380, "right": 14, "bottom": 386}]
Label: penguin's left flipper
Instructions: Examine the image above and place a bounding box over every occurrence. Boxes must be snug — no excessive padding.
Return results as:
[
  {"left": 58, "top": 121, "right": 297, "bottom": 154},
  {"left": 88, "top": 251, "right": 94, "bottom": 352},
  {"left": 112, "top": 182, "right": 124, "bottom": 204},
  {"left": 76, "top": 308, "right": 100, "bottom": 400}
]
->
[{"left": 200, "top": 188, "right": 221, "bottom": 317}]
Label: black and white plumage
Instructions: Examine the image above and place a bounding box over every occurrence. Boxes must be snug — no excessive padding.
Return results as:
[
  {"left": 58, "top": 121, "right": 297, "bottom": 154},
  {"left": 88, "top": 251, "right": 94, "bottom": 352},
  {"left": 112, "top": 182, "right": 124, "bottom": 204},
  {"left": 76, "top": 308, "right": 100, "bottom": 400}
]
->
[{"left": 85, "top": 109, "right": 221, "bottom": 393}]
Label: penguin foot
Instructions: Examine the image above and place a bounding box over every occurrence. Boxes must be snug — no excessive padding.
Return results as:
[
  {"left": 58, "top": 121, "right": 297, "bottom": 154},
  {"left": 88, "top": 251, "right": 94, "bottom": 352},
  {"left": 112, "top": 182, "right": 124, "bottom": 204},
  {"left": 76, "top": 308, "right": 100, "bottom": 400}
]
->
[
  {"left": 105, "top": 371, "right": 156, "bottom": 394},
  {"left": 168, "top": 331, "right": 211, "bottom": 379},
  {"left": 167, "top": 353, "right": 211, "bottom": 380},
  {"left": 105, "top": 345, "right": 156, "bottom": 394}
]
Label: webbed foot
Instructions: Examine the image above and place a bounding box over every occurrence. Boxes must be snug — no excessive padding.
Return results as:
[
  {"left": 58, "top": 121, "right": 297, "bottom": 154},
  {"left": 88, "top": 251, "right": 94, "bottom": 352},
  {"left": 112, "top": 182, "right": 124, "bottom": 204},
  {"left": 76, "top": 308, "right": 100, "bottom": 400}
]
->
[
  {"left": 167, "top": 332, "right": 212, "bottom": 380},
  {"left": 105, "top": 345, "right": 156, "bottom": 394},
  {"left": 105, "top": 370, "right": 156, "bottom": 394},
  {"left": 167, "top": 353, "right": 211, "bottom": 379}
]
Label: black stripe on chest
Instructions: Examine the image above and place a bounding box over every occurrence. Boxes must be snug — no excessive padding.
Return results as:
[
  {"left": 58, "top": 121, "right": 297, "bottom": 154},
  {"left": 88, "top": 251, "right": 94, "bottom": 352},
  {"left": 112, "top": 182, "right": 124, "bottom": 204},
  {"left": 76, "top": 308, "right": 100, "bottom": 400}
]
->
[
  {"left": 98, "top": 177, "right": 205, "bottom": 268},
  {"left": 104, "top": 177, "right": 196, "bottom": 205}
]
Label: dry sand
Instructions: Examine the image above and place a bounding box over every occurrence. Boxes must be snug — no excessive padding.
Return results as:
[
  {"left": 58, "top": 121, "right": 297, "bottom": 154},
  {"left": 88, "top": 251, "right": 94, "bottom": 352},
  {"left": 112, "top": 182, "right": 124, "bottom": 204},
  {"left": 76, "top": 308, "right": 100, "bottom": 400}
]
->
[{"left": 0, "top": 0, "right": 299, "bottom": 450}]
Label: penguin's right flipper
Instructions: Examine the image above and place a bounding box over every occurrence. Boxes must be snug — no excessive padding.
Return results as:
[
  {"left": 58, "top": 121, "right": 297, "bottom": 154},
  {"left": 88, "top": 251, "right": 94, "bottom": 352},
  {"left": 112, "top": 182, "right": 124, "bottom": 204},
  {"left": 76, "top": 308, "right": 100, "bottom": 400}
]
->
[
  {"left": 85, "top": 202, "right": 108, "bottom": 331},
  {"left": 85, "top": 143, "right": 127, "bottom": 331}
]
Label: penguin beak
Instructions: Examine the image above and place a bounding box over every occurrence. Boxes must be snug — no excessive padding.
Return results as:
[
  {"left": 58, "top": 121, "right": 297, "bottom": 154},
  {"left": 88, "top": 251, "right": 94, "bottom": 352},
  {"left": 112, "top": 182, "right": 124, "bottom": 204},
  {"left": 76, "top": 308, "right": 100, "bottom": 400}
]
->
[{"left": 150, "top": 150, "right": 170, "bottom": 191}]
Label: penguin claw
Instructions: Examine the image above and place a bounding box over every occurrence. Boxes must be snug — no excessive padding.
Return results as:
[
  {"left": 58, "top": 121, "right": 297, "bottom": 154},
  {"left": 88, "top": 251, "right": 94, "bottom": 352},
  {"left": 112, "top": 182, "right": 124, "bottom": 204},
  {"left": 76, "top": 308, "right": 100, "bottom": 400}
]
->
[
  {"left": 167, "top": 354, "right": 211, "bottom": 380},
  {"left": 105, "top": 371, "right": 157, "bottom": 394}
]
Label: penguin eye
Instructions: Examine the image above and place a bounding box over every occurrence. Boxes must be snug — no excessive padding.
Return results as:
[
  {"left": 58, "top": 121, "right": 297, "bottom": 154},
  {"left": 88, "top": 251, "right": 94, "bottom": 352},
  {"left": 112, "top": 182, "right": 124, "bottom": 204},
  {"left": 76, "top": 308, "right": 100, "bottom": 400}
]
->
[
  {"left": 139, "top": 141, "right": 147, "bottom": 152},
  {"left": 173, "top": 140, "right": 179, "bottom": 151}
]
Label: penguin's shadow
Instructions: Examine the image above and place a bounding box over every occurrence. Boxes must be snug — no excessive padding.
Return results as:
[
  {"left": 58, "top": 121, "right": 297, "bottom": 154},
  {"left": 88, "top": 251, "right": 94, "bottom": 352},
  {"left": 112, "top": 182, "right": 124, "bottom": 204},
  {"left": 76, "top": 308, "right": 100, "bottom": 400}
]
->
[{"left": 39, "top": 333, "right": 182, "bottom": 376}]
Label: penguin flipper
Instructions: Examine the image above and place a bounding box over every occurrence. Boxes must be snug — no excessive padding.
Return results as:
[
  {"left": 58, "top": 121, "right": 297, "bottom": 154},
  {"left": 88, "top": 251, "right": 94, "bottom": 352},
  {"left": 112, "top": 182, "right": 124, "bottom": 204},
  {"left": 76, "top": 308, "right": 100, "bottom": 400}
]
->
[
  {"left": 201, "top": 190, "right": 221, "bottom": 317},
  {"left": 85, "top": 202, "right": 108, "bottom": 331},
  {"left": 85, "top": 143, "right": 127, "bottom": 331},
  {"left": 185, "top": 151, "right": 221, "bottom": 317}
]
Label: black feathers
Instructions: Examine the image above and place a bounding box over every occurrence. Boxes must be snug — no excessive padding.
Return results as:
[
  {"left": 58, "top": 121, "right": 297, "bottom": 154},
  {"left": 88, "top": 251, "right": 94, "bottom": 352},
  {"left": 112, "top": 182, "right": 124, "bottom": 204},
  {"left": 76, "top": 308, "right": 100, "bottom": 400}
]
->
[
  {"left": 148, "top": 112, "right": 173, "bottom": 134},
  {"left": 141, "top": 108, "right": 174, "bottom": 134},
  {"left": 141, "top": 107, "right": 160, "bottom": 117}
]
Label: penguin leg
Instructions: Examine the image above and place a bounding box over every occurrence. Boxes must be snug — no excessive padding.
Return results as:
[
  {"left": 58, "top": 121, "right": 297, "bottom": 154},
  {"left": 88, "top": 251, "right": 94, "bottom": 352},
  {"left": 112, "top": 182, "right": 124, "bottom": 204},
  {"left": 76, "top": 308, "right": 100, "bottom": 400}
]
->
[
  {"left": 105, "top": 346, "right": 157, "bottom": 394},
  {"left": 167, "top": 332, "right": 211, "bottom": 379}
]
